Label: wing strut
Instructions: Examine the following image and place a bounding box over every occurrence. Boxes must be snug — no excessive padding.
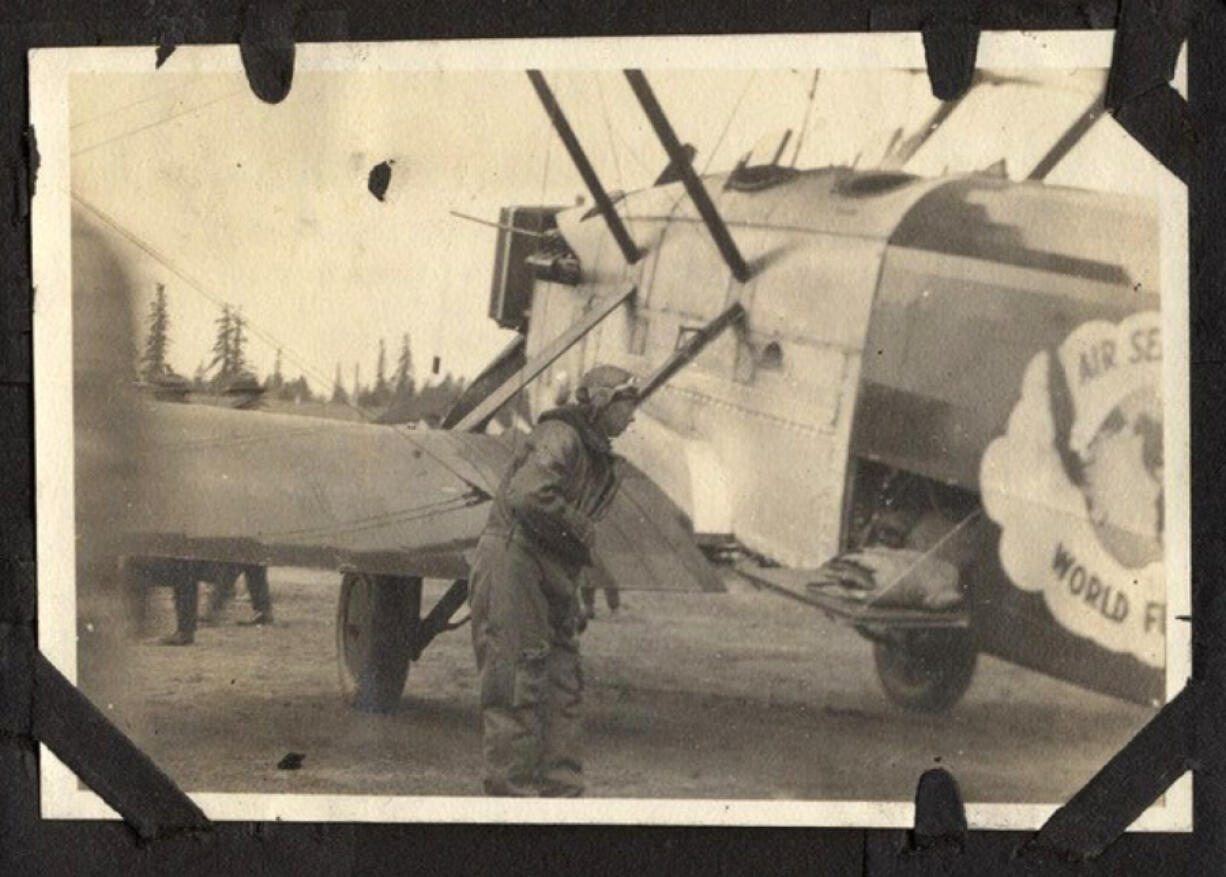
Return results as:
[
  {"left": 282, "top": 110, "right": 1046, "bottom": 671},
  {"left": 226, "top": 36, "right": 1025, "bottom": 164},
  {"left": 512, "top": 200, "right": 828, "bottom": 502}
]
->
[
  {"left": 453, "top": 284, "right": 637, "bottom": 432},
  {"left": 526, "top": 70, "right": 642, "bottom": 266},
  {"left": 1027, "top": 90, "right": 1106, "bottom": 181},
  {"left": 439, "top": 335, "right": 526, "bottom": 429},
  {"left": 623, "top": 69, "right": 752, "bottom": 283},
  {"left": 636, "top": 302, "right": 745, "bottom": 403}
]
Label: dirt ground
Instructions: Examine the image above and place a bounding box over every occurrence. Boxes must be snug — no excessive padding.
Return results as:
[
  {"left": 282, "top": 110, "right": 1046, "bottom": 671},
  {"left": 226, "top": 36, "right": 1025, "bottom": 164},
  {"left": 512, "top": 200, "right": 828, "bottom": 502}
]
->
[{"left": 79, "top": 567, "right": 1152, "bottom": 804}]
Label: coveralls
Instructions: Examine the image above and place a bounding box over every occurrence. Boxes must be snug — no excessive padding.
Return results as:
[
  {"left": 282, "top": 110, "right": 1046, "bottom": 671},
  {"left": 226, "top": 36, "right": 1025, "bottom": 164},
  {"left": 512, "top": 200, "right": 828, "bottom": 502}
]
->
[{"left": 469, "top": 406, "right": 619, "bottom": 797}]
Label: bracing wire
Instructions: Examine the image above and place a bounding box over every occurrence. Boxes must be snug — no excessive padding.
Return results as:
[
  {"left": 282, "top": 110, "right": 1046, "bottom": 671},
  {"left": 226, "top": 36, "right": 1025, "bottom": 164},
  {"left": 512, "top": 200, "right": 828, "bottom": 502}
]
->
[
  {"left": 701, "top": 71, "right": 759, "bottom": 176},
  {"left": 597, "top": 77, "right": 627, "bottom": 195},
  {"left": 73, "top": 191, "right": 338, "bottom": 397},
  {"left": 72, "top": 88, "right": 248, "bottom": 158},
  {"left": 251, "top": 490, "right": 489, "bottom": 542},
  {"left": 71, "top": 81, "right": 212, "bottom": 130},
  {"left": 790, "top": 70, "right": 821, "bottom": 169},
  {"left": 849, "top": 509, "right": 983, "bottom": 620},
  {"left": 661, "top": 70, "right": 759, "bottom": 222},
  {"left": 611, "top": 126, "right": 655, "bottom": 179}
]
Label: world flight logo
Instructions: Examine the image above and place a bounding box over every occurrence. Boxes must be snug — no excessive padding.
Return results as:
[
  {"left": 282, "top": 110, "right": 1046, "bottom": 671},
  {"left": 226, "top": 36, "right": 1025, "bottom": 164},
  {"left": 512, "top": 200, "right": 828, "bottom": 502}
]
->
[{"left": 980, "top": 312, "right": 1164, "bottom": 668}]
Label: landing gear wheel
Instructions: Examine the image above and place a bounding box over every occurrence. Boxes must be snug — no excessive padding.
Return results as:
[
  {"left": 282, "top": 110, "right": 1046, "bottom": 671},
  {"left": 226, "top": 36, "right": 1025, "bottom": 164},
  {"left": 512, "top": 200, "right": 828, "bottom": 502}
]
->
[
  {"left": 336, "top": 573, "right": 421, "bottom": 713},
  {"left": 873, "top": 629, "right": 977, "bottom": 713}
]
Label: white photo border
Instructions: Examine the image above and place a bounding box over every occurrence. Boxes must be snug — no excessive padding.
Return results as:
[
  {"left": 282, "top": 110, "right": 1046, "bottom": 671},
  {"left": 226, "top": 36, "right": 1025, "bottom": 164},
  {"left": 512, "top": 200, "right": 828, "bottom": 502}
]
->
[{"left": 30, "top": 30, "right": 1192, "bottom": 830}]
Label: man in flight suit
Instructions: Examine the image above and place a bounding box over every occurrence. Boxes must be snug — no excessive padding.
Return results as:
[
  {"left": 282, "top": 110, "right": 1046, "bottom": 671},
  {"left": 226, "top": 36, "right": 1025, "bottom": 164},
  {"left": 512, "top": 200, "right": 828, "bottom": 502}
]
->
[{"left": 469, "top": 364, "right": 637, "bottom": 797}]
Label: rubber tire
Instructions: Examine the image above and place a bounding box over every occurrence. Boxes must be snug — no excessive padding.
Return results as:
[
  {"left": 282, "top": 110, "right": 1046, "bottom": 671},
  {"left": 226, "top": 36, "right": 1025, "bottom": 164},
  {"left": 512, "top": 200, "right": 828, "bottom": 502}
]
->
[
  {"left": 872, "top": 629, "right": 977, "bottom": 713},
  {"left": 336, "top": 573, "right": 419, "bottom": 713}
]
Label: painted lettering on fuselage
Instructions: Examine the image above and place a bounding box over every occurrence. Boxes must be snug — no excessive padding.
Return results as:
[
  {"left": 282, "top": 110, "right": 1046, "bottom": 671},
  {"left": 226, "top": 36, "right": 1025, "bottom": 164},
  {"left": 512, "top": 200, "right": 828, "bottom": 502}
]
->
[{"left": 980, "top": 313, "right": 1165, "bottom": 668}]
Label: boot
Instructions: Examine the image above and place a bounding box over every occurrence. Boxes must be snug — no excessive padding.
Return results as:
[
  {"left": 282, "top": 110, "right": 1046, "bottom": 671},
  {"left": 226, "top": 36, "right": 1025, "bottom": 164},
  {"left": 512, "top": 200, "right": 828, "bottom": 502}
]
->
[
  {"left": 237, "top": 611, "right": 273, "bottom": 627},
  {"left": 158, "top": 629, "right": 194, "bottom": 646}
]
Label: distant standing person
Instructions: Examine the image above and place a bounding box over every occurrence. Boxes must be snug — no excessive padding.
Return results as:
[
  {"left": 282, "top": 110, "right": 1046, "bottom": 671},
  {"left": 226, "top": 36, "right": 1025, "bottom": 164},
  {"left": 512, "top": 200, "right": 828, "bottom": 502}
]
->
[
  {"left": 122, "top": 559, "right": 273, "bottom": 646},
  {"left": 468, "top": 365, "right": 637, "bottom": 796},
  {"left": 579, "top": 570, "right": 620, "bottom": 619},
  {"left": 201, "top": 563, "right": 274, "bottom": 627}
]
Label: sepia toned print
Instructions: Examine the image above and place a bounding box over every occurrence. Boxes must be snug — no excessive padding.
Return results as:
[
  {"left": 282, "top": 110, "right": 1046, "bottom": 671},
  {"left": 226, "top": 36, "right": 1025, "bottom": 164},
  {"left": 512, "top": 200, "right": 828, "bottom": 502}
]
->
[{"left": 31, "top": 33, "right": 1190, "bottom": 828}]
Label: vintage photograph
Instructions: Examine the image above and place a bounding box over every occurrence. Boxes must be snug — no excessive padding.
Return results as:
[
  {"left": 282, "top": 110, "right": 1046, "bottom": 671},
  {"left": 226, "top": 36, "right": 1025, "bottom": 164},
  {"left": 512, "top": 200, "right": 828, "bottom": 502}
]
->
[{"left": 31, "top": 33, "right": 1189, "bottom": 827}]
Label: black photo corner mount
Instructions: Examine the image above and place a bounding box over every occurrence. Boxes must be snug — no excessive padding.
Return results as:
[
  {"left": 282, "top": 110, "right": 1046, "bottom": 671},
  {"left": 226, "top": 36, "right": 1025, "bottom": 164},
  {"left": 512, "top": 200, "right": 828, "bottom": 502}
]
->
[
  {"left": 0, "top": 0, "right": 1218, "bottom": 873},
  {"left": 239, "top": 0, "right": 300, "bottom": 105}
]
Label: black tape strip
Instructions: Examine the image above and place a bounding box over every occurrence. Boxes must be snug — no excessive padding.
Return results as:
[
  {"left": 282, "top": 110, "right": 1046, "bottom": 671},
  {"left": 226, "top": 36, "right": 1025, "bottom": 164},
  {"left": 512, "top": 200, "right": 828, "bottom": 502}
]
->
[
  {"left": 1189, "top": 4, "right": 1226, "bottom": 864},
  {"left": 0, "top": 388, "right": 32, "bottom": 624},
  {"left": 921, "top": 20, "right": 979, "bottom": 100},
  {"left": 0, "top": 625, "right": 33, "bottom": 738},
  {"left": 236, "top": 6, "right": 349, "bottom": 102},
  {"left": 871, "top": 3, "right": 983, "bottom": 102},
  {"left": 1106, "top": 0, "right": 1196, "bottom": 183},
  {"left": 1028, "top": 682, "right": 1195, "bottom": 859},
  {"left": 239, "top": 1, "right": 300, "bottom": 104},
  {"left": 910, "top": 768, "right": 967, "bottom": 851},
  {"left": 31, "top": 650, "right": 210, "bottom": 839},
  {"left": 871, "top": 3, "right": 1119, "bottom": 31}
]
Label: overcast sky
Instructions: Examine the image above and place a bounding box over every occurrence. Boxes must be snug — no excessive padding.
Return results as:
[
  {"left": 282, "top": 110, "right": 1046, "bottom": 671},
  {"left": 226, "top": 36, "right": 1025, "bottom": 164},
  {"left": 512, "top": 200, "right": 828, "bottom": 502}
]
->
[{"left": 68, "top": 64, "right": 1161, "bottom": 394}]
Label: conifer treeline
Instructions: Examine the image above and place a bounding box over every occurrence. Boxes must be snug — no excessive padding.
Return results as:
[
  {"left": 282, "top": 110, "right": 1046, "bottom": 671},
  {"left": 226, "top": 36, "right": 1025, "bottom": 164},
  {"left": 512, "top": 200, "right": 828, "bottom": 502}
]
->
[{"left": 142, "top": 291, "right": 465, "bottom": 419}]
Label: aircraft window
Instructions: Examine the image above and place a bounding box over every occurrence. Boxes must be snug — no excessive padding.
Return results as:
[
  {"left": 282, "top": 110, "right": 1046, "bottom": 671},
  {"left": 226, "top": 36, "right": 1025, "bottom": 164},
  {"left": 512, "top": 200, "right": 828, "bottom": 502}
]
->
[{"left": 760, "top": 341, "right": 784, "bottom": 371}]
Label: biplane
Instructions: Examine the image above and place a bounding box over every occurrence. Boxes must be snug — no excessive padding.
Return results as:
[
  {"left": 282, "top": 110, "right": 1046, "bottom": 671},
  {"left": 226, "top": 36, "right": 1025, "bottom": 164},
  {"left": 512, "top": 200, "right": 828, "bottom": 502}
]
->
[{"left": 72, "top": 68, "right": 1168, "bottom": 715}]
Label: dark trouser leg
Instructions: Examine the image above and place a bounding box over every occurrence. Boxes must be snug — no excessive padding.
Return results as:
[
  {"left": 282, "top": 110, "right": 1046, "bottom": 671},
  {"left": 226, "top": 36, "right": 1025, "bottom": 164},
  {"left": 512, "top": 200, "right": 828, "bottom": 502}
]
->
[
  {"left": 470, "top": 537, "right": 554, "bottom": 797},
  {"left": 172, "top": 571, "right": 199, "bottom": 638},
  {"left": 205, "top": 565, "right": 237, "bottom": 619},
  {"left": 540, "top": 639, "right": 583, "bottom": 797},
  {"left": 245, "top": 566, "right": 272, "bottom": 615},
  {"left": 120, "top": 557, "right": 152, "bottom": 638},
  {"left": 604, "top": 584, "right": 620, "bottom": 612}
]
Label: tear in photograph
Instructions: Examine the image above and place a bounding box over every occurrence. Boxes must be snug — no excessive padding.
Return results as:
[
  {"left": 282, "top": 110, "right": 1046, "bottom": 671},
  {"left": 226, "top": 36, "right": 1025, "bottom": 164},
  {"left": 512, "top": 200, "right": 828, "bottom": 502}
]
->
[{"left": 31, "top": 32, "right": 1190, "bottom": 828}]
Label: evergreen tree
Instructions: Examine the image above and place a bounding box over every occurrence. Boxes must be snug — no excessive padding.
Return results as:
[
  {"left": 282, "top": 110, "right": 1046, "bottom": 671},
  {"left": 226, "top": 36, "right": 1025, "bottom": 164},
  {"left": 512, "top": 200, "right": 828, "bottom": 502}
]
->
[
  {"left": 141, "top": 283, "right": 171, "bottom": 380},
  {"left": 331, "top": 362, "right": 348, "bottom": 404},
  {"left": 207, "top": 304, "right": 252, "bottom": 386},
  {"left": 394, "top": 333, "right": 414, "bottom": 398},
  {"left": 267, "top": 347, "right": 284, "bottom": 391},
  {"left": 375, "top": 339, "right": 388, "bottom": 394},
  {"left": 283, "top": 375, "right": 313, "bottom": 403},
  {"left": 365, "top": 338, "right": 392, "bottom": 407},
  {"left": 209, "top": 305, "right": 233, "bottom": 379},
  {"left": 230, "top": 309, "right": 248, "bottom": 377}
]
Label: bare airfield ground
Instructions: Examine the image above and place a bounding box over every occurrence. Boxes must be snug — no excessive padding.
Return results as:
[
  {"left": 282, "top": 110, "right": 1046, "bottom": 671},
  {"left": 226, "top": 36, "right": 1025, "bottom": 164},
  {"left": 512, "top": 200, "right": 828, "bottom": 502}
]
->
[{"left": 81, "top": 568, "right": 1151, "bottom": 804}]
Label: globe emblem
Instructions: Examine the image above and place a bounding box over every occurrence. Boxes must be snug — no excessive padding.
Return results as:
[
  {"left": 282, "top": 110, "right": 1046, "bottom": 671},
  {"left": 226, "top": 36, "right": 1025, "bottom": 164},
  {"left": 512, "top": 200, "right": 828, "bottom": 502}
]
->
[{"left": 1076, "top": 385, "right": 1163, "bottom": 569}]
